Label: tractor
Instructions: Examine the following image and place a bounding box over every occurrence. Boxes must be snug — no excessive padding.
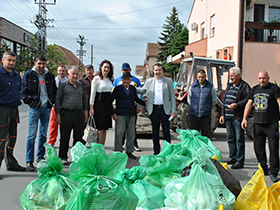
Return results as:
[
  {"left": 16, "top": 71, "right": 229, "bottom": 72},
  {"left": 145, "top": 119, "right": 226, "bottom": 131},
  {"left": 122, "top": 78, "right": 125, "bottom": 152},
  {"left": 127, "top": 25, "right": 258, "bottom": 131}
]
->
[{"left": 173, "top": 56, "right": 254, "bottom": 139}]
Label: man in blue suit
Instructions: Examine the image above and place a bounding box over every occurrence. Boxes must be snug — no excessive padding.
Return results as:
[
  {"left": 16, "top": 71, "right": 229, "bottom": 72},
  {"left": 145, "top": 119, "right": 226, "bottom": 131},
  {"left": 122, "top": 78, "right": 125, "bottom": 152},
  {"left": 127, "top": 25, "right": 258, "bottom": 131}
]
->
[{"left": 138, "top": 63, "right": 176, "bottom": 155}]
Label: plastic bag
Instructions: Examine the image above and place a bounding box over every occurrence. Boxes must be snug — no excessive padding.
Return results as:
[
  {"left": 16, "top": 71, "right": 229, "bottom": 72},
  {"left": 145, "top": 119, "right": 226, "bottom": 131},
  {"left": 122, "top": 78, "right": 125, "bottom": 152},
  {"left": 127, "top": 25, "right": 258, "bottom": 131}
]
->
[
  {"left": 115, "top": 166, "right": 165, "bottom": 209},
  {"left": 176, "top": 129, "right": 223, "bottom": 162},
  {"left": 20, "top": 143, "right": 76, "bottom": 210},
  {"left": 164, "top": 147, "right": 236, "bottom": 210},
  {"left": 66, "top": 142, "right": 138, "bottom": 210},
  {"left": 211, "top": 158, "right": 242, "bottom": 198},
  {"left": 235, "top": 163, "right": 280, "bottom": 209}
]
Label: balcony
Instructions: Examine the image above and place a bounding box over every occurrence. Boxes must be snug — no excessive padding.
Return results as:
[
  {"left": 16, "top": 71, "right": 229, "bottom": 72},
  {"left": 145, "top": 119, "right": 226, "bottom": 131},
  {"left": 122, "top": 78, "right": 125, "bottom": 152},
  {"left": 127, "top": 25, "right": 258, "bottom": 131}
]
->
[{"left": 245, "top": 21, "right": 280, "bottom": 43}]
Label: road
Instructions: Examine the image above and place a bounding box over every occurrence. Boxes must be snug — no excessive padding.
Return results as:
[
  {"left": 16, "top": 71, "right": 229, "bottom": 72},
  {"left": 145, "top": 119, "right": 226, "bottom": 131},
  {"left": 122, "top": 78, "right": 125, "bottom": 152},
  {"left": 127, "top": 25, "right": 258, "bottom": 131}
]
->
[{"left": 0, "top": 104, "right": 276, "bottom": 209}]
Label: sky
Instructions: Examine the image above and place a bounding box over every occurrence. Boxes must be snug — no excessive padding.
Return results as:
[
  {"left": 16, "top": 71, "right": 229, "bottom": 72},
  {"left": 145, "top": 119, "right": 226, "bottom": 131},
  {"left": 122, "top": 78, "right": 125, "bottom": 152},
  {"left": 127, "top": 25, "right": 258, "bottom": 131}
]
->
[{"left": 1, "top": 0, "right": 194, "bottom": 78}]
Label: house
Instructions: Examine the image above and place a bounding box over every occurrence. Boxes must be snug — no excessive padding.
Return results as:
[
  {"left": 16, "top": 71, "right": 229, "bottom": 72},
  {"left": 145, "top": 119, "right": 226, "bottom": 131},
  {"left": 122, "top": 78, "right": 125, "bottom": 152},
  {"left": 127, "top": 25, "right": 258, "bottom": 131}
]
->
[
  {"left": 142, "top": 43, "right": 161, "bottom": 78},
  {"left": 171, "top": 0, "right": 280, "bottom": 86},
  {"left": 56, "top": 45, "right": 85, "bottom": 72}
]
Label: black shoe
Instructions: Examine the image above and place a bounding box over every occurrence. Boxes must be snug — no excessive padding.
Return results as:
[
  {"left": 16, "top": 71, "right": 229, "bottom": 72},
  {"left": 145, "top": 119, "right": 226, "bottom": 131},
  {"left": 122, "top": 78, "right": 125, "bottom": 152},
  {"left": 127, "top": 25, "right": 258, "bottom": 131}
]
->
[
  {"left": 36, "top": 157, "right": 45, "bottom": 163},
  {"left": 270, "top": 174, "right": 280, "bottom": 183},
  {"left": 231, "top": 162, "right": 244, "bottom": 169},
  {"left": 126, "top": 152, "right": 137, "bottom": 160},
  {"left": 226, "top": 158, "right": 236, "bottom": 165},
  {"left": 7, "top": 165, "right": 26, "bottom": 171},
  {"left": 26, "top": 162, "right": 36, "bottom": 171}
]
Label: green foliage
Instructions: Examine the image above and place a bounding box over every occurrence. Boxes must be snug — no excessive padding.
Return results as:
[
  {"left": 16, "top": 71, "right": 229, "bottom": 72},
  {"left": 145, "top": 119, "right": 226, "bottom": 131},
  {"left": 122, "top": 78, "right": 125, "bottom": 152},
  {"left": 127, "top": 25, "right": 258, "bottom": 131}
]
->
[
  {"left": 46, "top": 44, "right": 68, "bottom": 75},
  {"left": 170, "top": 26, "right": 189, "bottom": 56},
  {"left": 1, "top": 37, "right": 68, "bottom": 74},
  {"left": 14, "top": 36, "right": 37, "bottom": 72},
  {"left": 157, "top": 7, "right": 189, "bottom": 73},
  {"left": 1, "top": 42, "right": 10, "bottom": 56}
]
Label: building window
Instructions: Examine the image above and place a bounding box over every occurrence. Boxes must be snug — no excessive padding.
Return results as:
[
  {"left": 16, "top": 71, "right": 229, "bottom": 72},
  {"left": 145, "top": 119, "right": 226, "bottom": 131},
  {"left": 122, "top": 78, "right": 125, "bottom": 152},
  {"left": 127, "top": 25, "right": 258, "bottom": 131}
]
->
[
  {"left": 216, "top": 51, "right": 220, "bottom": 59},
  {"left": 201, "top": 22, "right": 205, "bottom": 39},
  {"left": 210, "top": 14, "right": 215, "bottom": 37},
  {"left": 223, "top": 49, "right": 228, "bottom": 60}
]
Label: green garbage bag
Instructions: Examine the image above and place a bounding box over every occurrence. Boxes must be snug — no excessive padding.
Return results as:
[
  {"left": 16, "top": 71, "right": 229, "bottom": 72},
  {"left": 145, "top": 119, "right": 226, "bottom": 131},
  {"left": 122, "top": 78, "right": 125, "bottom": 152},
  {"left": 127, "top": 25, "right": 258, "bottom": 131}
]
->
[
  {"left": 177, "top": 129, "right": 223, "bottom": 162},
  {"left": 66, "top": 142, "right": 138, "bottom": 210},
  {"left": 139, "top": 141, "right": 193, "bottom": 174},
  {"left": 164, "top": 147, "right": 236, "bottom": 210},
  {"left": 20, "top": 143, "right": 76, "bottom": 210},
  {"left": 115, "top": 166, "right": 165, "bottom": 209},
  {"left": 139, "top": 141, "right": 192, "bottom": 190}
]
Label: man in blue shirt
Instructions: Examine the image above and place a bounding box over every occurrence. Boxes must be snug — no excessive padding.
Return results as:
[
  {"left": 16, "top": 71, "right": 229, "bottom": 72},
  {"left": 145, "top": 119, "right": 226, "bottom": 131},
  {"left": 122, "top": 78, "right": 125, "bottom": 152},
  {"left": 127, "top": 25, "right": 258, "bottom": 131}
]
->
[
  {"left": 0, "top": 51, "right": 25, "bottom": 171},
  {"left": 113, "top": 62, "right": 142, "bottom": 151}
]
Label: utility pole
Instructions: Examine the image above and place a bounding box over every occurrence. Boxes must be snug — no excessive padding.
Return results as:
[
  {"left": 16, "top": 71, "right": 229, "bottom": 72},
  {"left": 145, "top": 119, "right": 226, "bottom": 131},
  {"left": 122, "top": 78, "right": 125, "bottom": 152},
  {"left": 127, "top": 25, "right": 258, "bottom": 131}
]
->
[
  {"left": 77, "top": 35, "right": 86, "bottom": 77},
  {"left": 32, "top": 0, "right": 56, "bottom": 56}
]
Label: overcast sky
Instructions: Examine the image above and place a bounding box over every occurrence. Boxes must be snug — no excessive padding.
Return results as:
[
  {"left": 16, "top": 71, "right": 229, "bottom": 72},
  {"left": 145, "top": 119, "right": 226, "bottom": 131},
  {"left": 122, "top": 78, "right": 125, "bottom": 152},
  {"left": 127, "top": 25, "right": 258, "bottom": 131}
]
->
[{"left": 2, "top": 0, "right": 193, "bottom": 77}]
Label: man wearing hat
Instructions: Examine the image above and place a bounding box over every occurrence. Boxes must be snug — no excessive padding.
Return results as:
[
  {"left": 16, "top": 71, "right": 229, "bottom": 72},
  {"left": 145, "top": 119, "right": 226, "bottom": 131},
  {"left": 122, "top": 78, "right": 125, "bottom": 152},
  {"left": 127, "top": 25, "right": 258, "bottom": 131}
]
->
[
  {"left": 111, "top": 72, "right": 146, "bottom": 160},
  {"left": 113, "top": 62, "right": 142, "bottom": 151}
]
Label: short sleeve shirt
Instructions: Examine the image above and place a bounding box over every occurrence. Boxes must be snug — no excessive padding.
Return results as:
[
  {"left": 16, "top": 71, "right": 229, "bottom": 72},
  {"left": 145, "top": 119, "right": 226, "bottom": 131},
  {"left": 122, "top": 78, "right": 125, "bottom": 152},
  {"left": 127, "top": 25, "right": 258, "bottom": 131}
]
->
[{"left": 250, "top": 82, "right": 280, "bottom": 124}]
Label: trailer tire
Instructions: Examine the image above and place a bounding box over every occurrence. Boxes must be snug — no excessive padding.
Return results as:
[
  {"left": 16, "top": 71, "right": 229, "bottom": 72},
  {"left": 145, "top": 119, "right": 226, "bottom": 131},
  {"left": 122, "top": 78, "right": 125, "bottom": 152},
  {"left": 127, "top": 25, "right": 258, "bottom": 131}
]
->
[
  {"left": 246, "top": 117, "right": 254, "bottom": 140},
  {"left": 210, "top": 106, "right": 220, "bottom": 135},
  {"left": 176, "top": 102, "right": 190, "bottom": 130}
]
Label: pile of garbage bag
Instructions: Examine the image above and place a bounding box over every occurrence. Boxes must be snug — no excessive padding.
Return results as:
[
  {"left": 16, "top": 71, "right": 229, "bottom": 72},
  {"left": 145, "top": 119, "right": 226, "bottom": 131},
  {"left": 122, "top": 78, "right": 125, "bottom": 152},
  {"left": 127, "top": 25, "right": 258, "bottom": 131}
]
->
[{"left": 20, "top": 128, "right": 279, "bottom": 210}]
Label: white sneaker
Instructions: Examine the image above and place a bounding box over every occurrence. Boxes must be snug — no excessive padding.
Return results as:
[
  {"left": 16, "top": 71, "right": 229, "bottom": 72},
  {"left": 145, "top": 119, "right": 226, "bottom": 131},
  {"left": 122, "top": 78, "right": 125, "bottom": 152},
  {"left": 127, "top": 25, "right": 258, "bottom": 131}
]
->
[
  {"left": 134, "top": 146, "right": 141, "bottom": 152},
  {"left": 61, "top": 159, "right": 69, "bottom": 165}
]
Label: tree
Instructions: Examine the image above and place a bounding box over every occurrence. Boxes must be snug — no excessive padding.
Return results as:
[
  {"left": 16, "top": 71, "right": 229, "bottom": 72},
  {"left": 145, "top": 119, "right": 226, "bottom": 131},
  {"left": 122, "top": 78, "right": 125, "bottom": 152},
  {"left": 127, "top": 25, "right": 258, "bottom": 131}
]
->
[
  {"left": 46, "top": 44, "right": 68, "bottom": 75},
  {"left": 1, "top": 37, "right": 68, "bottom": 74},
  {"left": 157, "top": 7, "right": 182, "bottom": 63},
  {"left": 157, "top": 7, "right": 188, "bottom": 73},
  {"left": 170, "top": 26, "right": 189, "bottom": 56},
  {"left": 14, "top": 36, "right": 37, "bottom": 72}
]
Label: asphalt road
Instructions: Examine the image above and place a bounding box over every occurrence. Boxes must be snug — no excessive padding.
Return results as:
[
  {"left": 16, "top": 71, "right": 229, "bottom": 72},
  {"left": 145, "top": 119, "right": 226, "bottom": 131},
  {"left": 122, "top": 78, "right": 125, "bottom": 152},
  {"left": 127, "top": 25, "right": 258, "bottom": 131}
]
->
[{"left": 0, "top": 104, "right": 276, "bottom": 209}]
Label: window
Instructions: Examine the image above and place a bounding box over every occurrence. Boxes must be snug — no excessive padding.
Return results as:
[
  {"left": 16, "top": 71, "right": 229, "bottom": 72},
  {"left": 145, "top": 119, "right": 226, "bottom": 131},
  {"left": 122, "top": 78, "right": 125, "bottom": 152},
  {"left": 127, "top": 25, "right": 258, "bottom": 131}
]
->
[
  {"left": 201, "top": 22, "right": 205, "bottom": 39},
  {"left": 210, "top": 14, "right": 215, "bottom": 36}
]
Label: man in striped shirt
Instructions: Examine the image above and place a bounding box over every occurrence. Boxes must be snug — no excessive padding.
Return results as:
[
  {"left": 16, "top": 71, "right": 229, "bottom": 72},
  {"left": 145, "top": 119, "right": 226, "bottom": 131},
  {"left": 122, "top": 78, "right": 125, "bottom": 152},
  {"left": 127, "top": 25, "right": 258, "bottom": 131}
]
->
[{"left": 219, "top": 67, "right": 251, "bottom": 169}]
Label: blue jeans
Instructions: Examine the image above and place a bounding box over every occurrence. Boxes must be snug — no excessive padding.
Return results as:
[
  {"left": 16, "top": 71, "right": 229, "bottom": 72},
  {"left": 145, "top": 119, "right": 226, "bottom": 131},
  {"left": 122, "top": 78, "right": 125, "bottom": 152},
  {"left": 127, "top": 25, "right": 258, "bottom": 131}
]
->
[
  {"left": 26, "top": 107, "right": 50, "bottom": 163},
  {"left": 225, "top": 119, "right": 245, "bottom": 164}
]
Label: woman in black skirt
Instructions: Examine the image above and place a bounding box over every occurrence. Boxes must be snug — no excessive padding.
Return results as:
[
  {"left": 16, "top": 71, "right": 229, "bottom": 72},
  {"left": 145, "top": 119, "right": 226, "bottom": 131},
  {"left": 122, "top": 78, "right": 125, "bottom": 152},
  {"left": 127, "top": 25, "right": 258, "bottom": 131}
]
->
[{"left": 89, "top": 60, "right": 114, "bottom": 145}]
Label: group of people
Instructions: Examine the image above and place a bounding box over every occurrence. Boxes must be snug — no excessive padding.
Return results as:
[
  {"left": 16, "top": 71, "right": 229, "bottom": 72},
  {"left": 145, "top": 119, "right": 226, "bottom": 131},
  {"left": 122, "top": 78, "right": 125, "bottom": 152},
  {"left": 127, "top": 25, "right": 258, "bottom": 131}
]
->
[
  {"left": 188, "top": 67, "right": 280, "bottom": 183},
  {"left": 1, "top": 50, "right": 279, "bottom": 183},
  {"left": 0, "top": 50, "right": 176, "bottom": 173}
]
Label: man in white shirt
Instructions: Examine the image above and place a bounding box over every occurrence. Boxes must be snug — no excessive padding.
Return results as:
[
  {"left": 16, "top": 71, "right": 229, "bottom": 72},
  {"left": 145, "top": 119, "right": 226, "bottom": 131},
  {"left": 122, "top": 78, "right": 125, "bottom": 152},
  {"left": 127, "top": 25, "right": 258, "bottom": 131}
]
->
[{"left": 138, "top": 63, "right": 176, "bottom": 154}]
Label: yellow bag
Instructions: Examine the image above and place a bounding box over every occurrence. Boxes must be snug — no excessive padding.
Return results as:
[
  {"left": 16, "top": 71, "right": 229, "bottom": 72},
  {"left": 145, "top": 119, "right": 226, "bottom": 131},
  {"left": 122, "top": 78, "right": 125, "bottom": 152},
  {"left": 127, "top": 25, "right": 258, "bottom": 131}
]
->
[{"left": 235, "top": 164, "right": 280, "bottom": 210}]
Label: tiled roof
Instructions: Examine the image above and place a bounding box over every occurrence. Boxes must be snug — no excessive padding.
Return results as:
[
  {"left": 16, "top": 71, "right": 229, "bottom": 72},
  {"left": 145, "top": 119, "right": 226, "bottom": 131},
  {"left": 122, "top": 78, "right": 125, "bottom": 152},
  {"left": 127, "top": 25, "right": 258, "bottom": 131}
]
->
[
  {"left": 146, "top": 43, "right": 161, "bottom": 57},
  {"left": 56, "top": 45, "right": 85, "bottom": 68}
]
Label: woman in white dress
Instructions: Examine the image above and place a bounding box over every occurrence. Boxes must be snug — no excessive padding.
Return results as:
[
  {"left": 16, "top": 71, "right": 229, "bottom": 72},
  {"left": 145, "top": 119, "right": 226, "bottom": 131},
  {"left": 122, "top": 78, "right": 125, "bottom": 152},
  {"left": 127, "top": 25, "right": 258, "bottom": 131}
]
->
[{"left": 89, "top": 60, "right": 114, "bottom": 145}]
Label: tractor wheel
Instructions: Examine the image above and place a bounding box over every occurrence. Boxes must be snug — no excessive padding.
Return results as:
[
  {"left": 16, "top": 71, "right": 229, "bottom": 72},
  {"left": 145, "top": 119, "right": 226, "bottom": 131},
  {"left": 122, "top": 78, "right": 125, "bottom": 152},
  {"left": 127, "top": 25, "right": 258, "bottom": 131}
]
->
[
  {"left": 176, "top": 102, "right": 190, "bottom": 130},
  {"left": 210, "top": 106, "right": 220, "bottom": 135},
  {"left": 246, "top": 117, "right": 254, "bottom": 140}
]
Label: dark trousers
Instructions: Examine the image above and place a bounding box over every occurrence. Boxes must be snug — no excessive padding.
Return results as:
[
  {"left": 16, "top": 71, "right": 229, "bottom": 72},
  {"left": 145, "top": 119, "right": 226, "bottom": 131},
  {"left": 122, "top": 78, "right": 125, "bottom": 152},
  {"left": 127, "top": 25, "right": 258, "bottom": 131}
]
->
[
  {"left": 59, "top": 110, "right": 85, "bottom": 160},
  {"left": 0, "top": 106, "right": 19, "bottom": 168},
  {"left": 254, "top": 122, "right": 279, "bottom": 175},
  {"left": 189, "top": 114, "right": 211, "bottom": 138},
  {"left": 149, "top": 105, "right": 171, "bottom": 154}
]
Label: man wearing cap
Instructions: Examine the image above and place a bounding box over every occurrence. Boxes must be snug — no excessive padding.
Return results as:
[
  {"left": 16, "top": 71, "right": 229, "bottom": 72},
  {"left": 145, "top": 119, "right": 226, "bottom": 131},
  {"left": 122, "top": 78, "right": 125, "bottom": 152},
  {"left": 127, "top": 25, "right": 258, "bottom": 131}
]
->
[
  {"left": 111, "top": 71, "right": 146, "bottom": 160},
  {"left": 113, "top": 62, "right": 142, "bottom": 151}
]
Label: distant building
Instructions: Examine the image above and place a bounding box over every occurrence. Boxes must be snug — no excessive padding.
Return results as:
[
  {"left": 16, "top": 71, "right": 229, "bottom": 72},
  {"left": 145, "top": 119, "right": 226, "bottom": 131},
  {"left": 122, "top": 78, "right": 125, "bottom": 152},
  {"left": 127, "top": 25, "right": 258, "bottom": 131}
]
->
[
  {"left": 171, "top": 0, "right": 280, "bottom": 86},
  {"left": 56, "top": 45, "right": 85, "bottom": 71},
  {"left": 0, "top": 17, "right": 34, "bottom": 59}
]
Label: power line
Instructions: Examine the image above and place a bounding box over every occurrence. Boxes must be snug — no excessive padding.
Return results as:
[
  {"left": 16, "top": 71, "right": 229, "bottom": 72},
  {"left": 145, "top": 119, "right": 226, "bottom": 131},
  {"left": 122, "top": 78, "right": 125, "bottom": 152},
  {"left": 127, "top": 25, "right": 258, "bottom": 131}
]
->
[
  {"left": 4, "top": 0, "right": 33, "bottom": 22},
  {"left": 53, "top": 26, "right": 162, "bottom": 30},
  {"left": 55, "top": 0, "right": 187, "bottom": 22}
]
